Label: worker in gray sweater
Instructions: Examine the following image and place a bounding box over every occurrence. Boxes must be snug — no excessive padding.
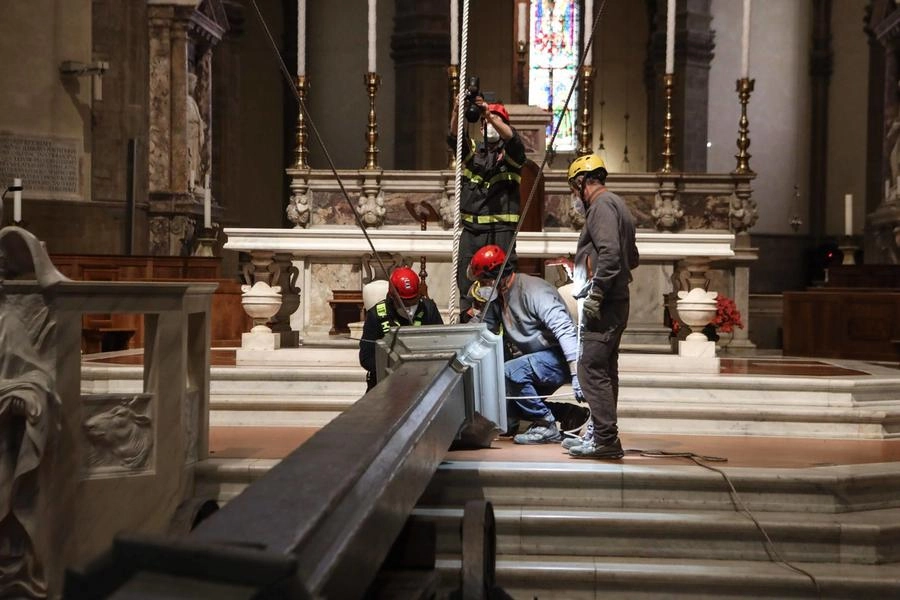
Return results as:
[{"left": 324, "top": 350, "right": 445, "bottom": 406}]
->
[{"left": 467, "top": 244, "right": 584, "bottom": 444}]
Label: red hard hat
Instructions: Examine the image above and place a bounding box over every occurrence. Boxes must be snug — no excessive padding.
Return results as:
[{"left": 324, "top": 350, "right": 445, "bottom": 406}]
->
[
  {"left": 390, "top": 267, "right": 420, "bottom": 299},
  {"left": 467, "top": 244, "right": 507, "bottom": 281},
  {"left": 488, "top": 103, "right": 510, "bottom": 124}
]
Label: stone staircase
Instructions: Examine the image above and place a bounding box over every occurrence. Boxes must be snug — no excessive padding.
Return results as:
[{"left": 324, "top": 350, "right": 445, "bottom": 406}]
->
[
  {"left": 83, "top": 345, "right": 900, "bottom": 596},
  {"left": 195, "top": 456, "right": 900, "bottom": 598},
  {"left": 82, "top": 345, "right": 900, "bottom": 438}
]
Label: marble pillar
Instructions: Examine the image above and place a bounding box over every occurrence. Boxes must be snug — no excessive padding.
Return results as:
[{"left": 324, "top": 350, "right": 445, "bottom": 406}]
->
[
  {"left": 147, "top": 1, "right": 227, "bottom": 256},
  {"left": 392, "top": 0, "right": 452, "bottom": 169}
]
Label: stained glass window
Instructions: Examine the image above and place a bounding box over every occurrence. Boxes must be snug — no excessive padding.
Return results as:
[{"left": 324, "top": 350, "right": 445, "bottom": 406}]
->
[{"left": 528, "top": 0, "right": 580, "bottom": 152}]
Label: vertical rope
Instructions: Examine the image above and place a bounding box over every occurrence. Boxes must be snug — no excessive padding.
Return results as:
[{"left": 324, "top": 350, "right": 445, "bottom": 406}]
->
[{"left": 448, "top": 0, "right": 470, "bottom": 324}]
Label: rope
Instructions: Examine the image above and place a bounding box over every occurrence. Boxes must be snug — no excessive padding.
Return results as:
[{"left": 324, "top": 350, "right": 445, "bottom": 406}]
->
[{"left": 448, "top": 0, "right": 470, "bottom": 324}]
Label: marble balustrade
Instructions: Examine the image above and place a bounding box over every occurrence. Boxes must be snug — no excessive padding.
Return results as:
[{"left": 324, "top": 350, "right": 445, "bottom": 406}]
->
[{"left": 224, "top": 226, "right": 738, "bottom": 352}]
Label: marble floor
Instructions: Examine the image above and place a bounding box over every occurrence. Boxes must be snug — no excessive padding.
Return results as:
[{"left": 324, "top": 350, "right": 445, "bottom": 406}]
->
[{"left": 208, "top": 426, "right": 900, "bottom": 468}]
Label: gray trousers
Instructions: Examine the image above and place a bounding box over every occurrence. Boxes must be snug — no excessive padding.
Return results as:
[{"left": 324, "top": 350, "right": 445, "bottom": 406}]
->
[{"left": 578, "top": 299, "right": 629, "bottom": 444}]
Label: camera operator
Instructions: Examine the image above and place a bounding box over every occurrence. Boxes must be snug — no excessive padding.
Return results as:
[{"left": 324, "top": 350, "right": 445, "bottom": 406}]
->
[{"left": 448, "top": 85, "right": 526, "bottom": 319}]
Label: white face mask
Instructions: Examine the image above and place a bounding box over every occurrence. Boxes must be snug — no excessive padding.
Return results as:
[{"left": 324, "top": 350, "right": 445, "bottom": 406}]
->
[{"left": 485, "top": 124, "right": 500, "bottom": 143}]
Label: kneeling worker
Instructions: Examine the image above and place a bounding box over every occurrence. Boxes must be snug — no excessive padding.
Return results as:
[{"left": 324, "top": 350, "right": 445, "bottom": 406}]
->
[
  {"left": 358, "top": 266, "right": 444, "bottom": 391},
  {"left": 468, "top": 245, "right": 584, "bottom": 444}
]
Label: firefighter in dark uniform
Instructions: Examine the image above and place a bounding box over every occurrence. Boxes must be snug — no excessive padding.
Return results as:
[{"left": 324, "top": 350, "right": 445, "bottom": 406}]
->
[
  {"left": 448, "top": 95, "right": 526, "bottom": 318},
  {"left": 358, "top": 267, "right": 444, "bottom": 391}
]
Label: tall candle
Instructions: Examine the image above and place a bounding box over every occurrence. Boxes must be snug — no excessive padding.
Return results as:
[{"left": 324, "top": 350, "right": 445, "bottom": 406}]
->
[
  {"left": 740, "top": 0, "right": 752, "bottom": 79},
  {"left": 844, "top": 193, "right": 853, "bottom": 237},
  {"left": 368, "top": 0, "right": 376, "bottom": 73},
  {"left": 583, "top": 0, "right": 593, "bottom": 65},
  {"left": 665, "top": 0, "right": 675, "bottom": 74},
  {"left": 451, "top": 0, "right": 459, "bottom": 64},
  {"left": 12, "top": 178, "right": 22, "bottom": 223},
  {"left": 517, "top": 2, "right": 527, "bottom": 45},
  {"left": 297, "top": 0, "right": 306, "bottom": 76},
  {"left": 204, "top": 174, "right": 212, "bottom": 229}
]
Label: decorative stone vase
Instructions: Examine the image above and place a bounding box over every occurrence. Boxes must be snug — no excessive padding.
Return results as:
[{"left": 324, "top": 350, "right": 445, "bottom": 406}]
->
[
  {"left": 675, "top": 288, "right": 717, "bottom": 342},
  {"left": 241, "top": 281, "right": 282, "bottom": 333}
]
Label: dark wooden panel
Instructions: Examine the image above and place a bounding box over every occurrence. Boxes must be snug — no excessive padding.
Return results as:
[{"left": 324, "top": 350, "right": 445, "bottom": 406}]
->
[
  {"left": 826, "top": 265, "right": 900, "bottom": 289},
  {"left": 51, "top": 254, "right": 249, "bottom": 349},
  {"left": 783, "top": 289, "right": 900, "bottom": 361}
]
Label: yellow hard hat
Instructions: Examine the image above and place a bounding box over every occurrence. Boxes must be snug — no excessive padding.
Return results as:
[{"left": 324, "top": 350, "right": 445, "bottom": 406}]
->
[{"left": 567, "top": 154, "right": 606, "bottom": 182}]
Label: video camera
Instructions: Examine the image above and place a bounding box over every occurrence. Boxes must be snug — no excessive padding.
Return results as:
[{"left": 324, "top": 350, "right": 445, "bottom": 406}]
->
[{"left": 464, "top": 75, "right": 482, "bottom": 123}]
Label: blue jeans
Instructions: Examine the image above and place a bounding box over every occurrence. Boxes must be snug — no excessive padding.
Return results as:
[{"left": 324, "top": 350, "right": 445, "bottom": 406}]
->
[{"left": 505, "top": 348, "right": 569, "bottom": 421}]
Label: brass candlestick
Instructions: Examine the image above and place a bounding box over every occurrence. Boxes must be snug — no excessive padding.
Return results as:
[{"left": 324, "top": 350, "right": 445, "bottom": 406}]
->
[
  {"left": 838, "top": 235, "right": 858, "bottom": 265},
  {"left": 294, "top": 75, "right": 309, "bottom": 170},
  {"left": 660, "top": 72, "right": 675, "bottom": 174},
  {"left": 515, "top": 41, "right": 527, "bottom": 104},
  {"left": 447, "top": 65, "right": 459, "bottom": 168},
  {"left": 576, "top": 65, "right": 594, "bottom": 156},
  {"left": 193, "top": 226, "right": 218, "bottom": 257},
  {"left": 364, "top": 72, "right": 381, "bottom": 170},
  {"left": 733, "top": 77, "right": 755, "bottom": 175}
]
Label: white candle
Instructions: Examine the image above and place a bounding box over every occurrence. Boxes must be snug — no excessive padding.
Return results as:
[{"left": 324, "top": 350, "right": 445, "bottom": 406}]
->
[
  {"left": 368, "top": 0, "right": 377, "bottom": 73},
  {"left": 297, "top": 0, "right": 306, "bottom": 76},
  {"left": 451, "top": 0, "right": 459, "bottom": 64},
  {"left": 665, "top": 0, "right": 675, "bottom": 74},
  {"left": 12, "top": 178, "right": 22, "bottom": 222},
  {"left": 517, "top": 2, "right": 527, "bottom": 45},
  {"left": 204, "top": 174, "right": 212, "bottom": 229},
  {"left": 583, "top": 0, "right": 593, "bottom": 65},
  {"left": 844, "top": 193, "right": 853, "bottom": 236},
  {"left": 740, "top": 0, "right": 752, "bottom": 79}
]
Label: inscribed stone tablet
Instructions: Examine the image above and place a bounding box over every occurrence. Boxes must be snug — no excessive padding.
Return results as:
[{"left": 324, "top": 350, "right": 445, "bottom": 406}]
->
[{"left": 0, "top": 134, "right": 79, "bottom": 195}]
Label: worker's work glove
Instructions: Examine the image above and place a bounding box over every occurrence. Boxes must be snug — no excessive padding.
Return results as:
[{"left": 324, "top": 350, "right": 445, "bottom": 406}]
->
[
  {"left": 582, "top": 287, "right": 604, "bottom": 323},
  {"left": 571, "top": 373, "right": 585, "bottom": 403}
]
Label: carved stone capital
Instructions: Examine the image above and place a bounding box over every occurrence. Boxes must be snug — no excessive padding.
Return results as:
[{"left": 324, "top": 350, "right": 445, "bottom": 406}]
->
[
  {"left": 729, "top": 187, "right": 758, "bottom": 234},
  {"left": 287, "top": 174, "right": 311, "bottom": 229},
  {"left": 357, "top": 173, "right": 386, "bottom": 228},
  {"left": 652, "top": 186, "right": 684, "bottom": 231}
]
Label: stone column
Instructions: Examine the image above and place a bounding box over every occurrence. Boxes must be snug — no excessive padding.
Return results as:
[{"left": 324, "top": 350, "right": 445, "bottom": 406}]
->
[
  {"left": 808, "top": 0, "right": 833, "bottom": 246},
  {"left": 391, "top": 0, "right": 451, "bottom": 169},
  {"left": 147, "top": 0, "right": 227, "bottom": 256},
  {"left": 644, "top": 0, "right": 715, "bottom": 173}
]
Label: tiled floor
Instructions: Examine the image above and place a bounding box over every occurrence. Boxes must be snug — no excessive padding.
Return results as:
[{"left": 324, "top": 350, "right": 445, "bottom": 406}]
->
[{"left": 208, "top": 426, "right": 900, "bottom": 469}]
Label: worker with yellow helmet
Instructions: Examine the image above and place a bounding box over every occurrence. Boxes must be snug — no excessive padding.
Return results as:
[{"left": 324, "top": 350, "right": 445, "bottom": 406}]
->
[{"left": 563, "top": 154, "right": 640, "bottom": 460}]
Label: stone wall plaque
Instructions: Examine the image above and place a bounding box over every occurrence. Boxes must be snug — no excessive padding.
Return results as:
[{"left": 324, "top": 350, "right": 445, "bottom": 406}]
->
[{"left": 0, "top": 134, "right": 80, "bottom": 196}]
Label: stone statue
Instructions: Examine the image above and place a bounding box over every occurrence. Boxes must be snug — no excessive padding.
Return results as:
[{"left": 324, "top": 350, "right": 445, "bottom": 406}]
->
[
  {"left": 0, "top": 227, "right": 63, "bottom": 599},
  {"left": 187, "top": 72, "right": 206, "bottom": 192}
]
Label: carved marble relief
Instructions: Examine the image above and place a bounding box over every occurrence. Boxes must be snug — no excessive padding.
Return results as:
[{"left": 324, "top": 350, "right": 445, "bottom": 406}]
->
[
  {"left": 82, "top": 395, "right": 154, "bottom": 472},
  {"left": 0, "top": 227, "right": 64, "bottom": 599}
]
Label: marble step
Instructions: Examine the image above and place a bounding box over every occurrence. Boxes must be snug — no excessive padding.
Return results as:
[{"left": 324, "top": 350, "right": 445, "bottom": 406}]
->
[
  {"left": 435, "top": 555, "right": 900, "bottom": 599},
  {"left": 195, "top": 458, "right": 900, "bottom": 515},
  {"left": 414, "top": 505, "right": 900, "bottom": 565},
  {"left": 420, "top": 460, "right": 900, "bottom": 514}
]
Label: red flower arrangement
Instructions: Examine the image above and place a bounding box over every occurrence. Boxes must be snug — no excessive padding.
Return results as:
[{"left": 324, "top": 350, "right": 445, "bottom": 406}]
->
[{"left": 711, "top": 295, "right": 744, "bottom": 333}]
